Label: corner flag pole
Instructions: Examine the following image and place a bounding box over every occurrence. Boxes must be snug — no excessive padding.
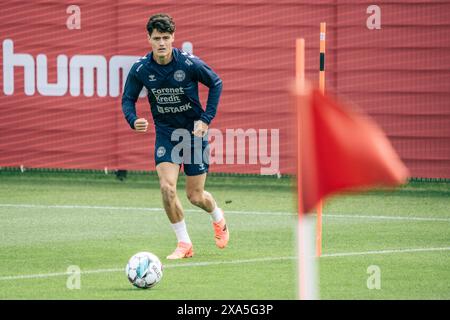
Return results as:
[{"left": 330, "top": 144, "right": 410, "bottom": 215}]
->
[
  {"left": 296, "top": 39, "right": 305, "bottom": 87},
  {"left": 295, "top": 38, "right": 318, "bottom": 300},
  {"left": 319, "top": 22, "right": 326, "bottom": 94},
  {"left": 316, "top": 22, "right": 326, "bottom": 257}
]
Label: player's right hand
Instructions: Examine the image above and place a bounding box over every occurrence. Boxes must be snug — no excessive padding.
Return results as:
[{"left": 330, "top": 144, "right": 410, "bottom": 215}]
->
[{"left": 134, "top": 118, "right": 148, "bottom": 132}]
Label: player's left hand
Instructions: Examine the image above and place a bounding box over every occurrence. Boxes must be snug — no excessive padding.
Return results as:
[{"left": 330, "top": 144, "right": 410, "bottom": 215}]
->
[{"left": 192, "top": 120, "right": 208, "bottom": 138}]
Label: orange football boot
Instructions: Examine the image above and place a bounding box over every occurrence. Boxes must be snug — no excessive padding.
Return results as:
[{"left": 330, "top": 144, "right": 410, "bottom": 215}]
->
[
  {"left": 213, "top": 215, "right": 229, "bottom": 249},
  {"left": 166, "top": 242, "right": 194, "bottom": 260}
]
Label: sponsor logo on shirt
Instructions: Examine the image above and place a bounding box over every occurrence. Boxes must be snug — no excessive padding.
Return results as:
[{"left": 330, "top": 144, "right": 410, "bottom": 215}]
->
[
  {"left": 157, "top": 103, "right": 192, "bottom": 114},
  {"left": 151, "top": 87, "right": 184, "bottom": 104}
]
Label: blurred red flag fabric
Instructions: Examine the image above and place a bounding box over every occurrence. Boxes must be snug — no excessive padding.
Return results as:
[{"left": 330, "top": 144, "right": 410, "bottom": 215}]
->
[{"left": 296, "top": 87, "right": 410, "bottom": 213}]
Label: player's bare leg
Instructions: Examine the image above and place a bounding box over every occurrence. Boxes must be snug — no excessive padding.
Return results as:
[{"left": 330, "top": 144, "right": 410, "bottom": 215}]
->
[
  {"left": 156, "top": 162, "right": 193, "bottom": 259},
  {"left": 186, "top": 173, "right": 229, "bottom": 248},
  {"left": 156, "top": 162, "right": 184, "bottom": 223},
  {"left": 185, "top": 173, "right": 215, "bottom": 212}
]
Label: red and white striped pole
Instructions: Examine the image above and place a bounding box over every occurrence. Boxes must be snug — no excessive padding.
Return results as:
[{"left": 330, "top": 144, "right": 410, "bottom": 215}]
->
[
  {"left": 316, "top": 22, "right": 326, "bottom": 258},
  {"left": 295, "top": 38, "right": 318, "bottom": 300}
]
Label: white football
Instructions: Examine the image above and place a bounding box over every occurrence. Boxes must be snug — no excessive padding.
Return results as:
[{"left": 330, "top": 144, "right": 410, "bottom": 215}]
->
[{"left": 125, "top": 252, "right": 163, "bottom": 289}]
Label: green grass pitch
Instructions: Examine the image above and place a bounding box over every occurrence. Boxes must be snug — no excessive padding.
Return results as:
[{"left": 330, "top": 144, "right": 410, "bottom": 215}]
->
[{"left": 0, "top": 170, "right": 449, "bottom": 299}]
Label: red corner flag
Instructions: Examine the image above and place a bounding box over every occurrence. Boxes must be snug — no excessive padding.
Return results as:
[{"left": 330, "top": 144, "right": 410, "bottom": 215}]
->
[{"left": 297, "top": 87, "right": 410, "bottom": 213}]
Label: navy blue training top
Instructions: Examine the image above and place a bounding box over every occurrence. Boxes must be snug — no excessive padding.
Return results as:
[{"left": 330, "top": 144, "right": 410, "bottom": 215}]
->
[{"left": 121, "top": 48, "right": 223, "bottom": 135}]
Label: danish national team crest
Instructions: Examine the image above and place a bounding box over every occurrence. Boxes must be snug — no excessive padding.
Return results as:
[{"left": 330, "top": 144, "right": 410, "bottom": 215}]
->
[
  {"left": 174, "top": 70, "right": 186, "bottom": 82},
  {"left": 156, "top": 146, "right": 166, "bottom": 158}
]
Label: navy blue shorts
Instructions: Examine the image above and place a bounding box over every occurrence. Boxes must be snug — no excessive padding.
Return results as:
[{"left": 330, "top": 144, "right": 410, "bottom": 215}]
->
[{"left": 154, "top": 130, "right": 209, "bottom": 176}]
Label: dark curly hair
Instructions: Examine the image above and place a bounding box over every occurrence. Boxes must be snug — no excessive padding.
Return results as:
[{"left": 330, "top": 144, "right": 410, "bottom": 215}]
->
[{"left": 146, "top": 13, "right": 176, "bottom": 35}]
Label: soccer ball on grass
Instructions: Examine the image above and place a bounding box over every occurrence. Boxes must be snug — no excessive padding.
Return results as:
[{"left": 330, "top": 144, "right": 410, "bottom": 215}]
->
[{"left": 125, "top": 252, "right": 163, "bottom": 289}]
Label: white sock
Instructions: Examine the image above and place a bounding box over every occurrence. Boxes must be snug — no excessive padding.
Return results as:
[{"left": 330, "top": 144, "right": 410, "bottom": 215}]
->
[
  {"left": 170, "top": 220, "right": 191, "bottom": 244},
  {"left": 210, "top": 204, "right": 223, "bottom": 223}
]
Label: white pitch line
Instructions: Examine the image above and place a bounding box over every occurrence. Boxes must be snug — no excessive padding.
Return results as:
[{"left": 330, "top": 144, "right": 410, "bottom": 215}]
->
[
  {"left": 0, "top": 268, "right": 121, "bottom": 281},
  {"left": 0, "top": 204, "right": 163, "bottom": 212},
  {"left": 323, "top": 213, "right": 450, "bottom": 222},
  {"left": 0, "top": 257, "right": 295, "bottom": 281},
  {"left": 0, "top": 247, "right": 449, "bottom": 281},
  {"left": 0, "top": 203, "right": 449, "bottom": 222},
  {"left": 321, "top": 246, "right": 450, "bottom": 258},
  {"left": 0, "top": 204, "right": 290, "bottom": 215}
]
